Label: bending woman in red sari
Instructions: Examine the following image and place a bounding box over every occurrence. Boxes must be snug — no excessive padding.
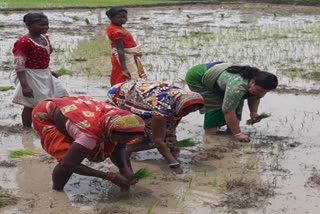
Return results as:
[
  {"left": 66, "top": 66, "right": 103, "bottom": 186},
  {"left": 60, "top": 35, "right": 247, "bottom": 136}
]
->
[
  {"left": 32, "top": 96, "right": 145, "bottom": 191},
  {"left": 106, "top": 7, "right": 147, "bottom": 86}
]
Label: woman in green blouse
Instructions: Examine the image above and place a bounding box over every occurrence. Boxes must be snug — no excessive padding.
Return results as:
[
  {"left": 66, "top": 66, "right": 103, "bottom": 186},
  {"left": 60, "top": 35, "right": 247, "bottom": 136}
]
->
[{"left": 185, "top": 62, "right": 278, "bottom": 142}]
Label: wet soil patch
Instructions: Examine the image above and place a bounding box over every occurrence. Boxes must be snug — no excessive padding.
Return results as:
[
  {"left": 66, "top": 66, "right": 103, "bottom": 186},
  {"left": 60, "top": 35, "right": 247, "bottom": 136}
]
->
[
  {"left": 220, "top": 177, "right": 274, "bottom": 210},
  {"left": 192, "top": 142, "right": 241, "bottom": 163},
  {"left": 0, "top": 160, "right": 16, "bottom": 168},
  {"left": 0, "top": 124, "right": 25, "bottom": 136},
  {"left": 275, "top": 86, "right": 320, "bottom": 95}
]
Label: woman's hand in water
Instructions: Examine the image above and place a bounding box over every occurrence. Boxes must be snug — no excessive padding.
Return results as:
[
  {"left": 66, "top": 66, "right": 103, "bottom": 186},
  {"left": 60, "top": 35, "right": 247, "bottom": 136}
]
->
[{"left": 235, "top": 133, "right": 250, "bottom": 143}]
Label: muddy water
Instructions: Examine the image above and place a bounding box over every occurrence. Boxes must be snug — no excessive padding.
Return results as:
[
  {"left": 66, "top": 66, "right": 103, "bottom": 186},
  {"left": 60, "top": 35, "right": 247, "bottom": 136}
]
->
[{"left": 0, "top": 3, "right": 320, "bottom": 214}]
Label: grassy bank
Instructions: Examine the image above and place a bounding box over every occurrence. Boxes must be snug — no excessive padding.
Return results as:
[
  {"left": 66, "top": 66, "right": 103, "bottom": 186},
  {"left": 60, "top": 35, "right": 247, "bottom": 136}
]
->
[
  {"left": 0, "top": 0, "right": 319, "bottom": 9},
  {"left": 0, "top": 0, "right": 218, "bottom": 9}
]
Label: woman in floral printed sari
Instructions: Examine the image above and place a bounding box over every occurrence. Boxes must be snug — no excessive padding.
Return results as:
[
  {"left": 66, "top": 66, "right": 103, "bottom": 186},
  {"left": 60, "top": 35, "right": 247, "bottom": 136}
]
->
[
  {"left": 107, "top": 79, "right": 204, "bottom": 174},
  {"left": 32, "top": 96, "right": 145, "bottom": 191},
  {"left": 185, "top": 62, "right": 278, "bottom": 142}
]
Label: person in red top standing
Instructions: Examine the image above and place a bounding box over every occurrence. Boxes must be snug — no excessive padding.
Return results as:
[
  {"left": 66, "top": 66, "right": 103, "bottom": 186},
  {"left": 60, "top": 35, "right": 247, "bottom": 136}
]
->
[
  {"left": 106, "top": 7, "right": 147, "bottom": 86},
  {"left": 12, "top": 13, "right": 68, "bottom": 127}
]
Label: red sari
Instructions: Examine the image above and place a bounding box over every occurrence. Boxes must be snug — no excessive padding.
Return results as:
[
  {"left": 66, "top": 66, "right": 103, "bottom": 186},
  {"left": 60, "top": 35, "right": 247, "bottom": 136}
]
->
[
  {"left": 106, "top": 24, "right": 146, "bottom": 86},
  {"left": 32, "top": 96, "right": 145, "bottom": 162}
]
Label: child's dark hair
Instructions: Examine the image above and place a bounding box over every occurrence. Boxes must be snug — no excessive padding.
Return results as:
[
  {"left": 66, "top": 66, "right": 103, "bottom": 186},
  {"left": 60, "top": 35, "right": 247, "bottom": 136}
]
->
[
  {"left": 226, "top": 65, "right": 278, "bottom": 90},
  {"left": 106, "top": 7, "right": 127, "bottom": 19},
  {"left": 23, "top": 13, "right": 48, "bottom": 25}
]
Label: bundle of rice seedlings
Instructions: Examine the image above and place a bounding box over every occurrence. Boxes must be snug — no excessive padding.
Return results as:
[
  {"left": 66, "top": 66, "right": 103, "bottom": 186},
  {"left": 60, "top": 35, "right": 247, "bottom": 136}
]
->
[
  {"left": 133, "top": 167, "right": 152, "bottom": 180},
  {"left": 0, "top": 86, "right": 14, "bottom": 92},
  {"left": 175, "top": 138, "right": 197, "bottom": 148},
  {"left": 257, "top": 112, "right": 271, "bottom": 119},
  {"left": 9, "top": 150, "right": 36, "bottom": 158},
  {"left": 247, "top": 112, "right": 271, "bottom": 125}
]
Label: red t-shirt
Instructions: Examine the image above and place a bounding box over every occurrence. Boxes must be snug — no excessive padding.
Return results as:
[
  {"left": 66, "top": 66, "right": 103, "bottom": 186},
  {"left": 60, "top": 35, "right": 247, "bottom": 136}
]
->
[
  {"left": 13, "top": 35, "right": 53, "bottom": 71},
  {"left": 106, "top": 24, "right": 137, "bottom": 48}
]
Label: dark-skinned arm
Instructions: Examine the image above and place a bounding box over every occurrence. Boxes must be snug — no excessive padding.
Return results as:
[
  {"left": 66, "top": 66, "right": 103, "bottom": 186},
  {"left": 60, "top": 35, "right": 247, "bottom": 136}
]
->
[
  {"left": 248, "top": 98, "right": 260, "bottom": 120},
  {"left": 115, "top": 39, "right": 130, "bottom": 79},
  {"left": 52, "top": 143, "right": 131, "bottom": 191},
  {"left": 151, "top": 116, "right": 183, "bottom": 174},
  {"left": 110, "top": 143, "right": 134, "bottom": 179},
  {"left": 224, "top": 110, "right": 250, "bottom": 142},
  {"left": 17, "top": 71, "right": 33, "bottom": 97}
]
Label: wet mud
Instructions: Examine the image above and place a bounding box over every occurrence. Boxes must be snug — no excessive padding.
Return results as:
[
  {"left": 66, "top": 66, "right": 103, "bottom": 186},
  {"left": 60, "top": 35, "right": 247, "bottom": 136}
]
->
[{"left": 0, "top": 2, "right": 320, "bottom": 214}]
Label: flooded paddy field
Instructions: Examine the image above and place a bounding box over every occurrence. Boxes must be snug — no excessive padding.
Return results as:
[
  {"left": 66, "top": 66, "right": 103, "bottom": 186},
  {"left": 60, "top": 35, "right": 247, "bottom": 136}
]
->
[{"left": 0, "top": 2, "right": 320, "bottom": 214}]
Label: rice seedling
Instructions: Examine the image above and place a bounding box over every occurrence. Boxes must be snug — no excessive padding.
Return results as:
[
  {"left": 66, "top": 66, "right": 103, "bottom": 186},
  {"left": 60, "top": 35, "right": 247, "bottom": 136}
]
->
[
  {"left": 133, "top": 167, "right": 153, "bottom": 180},
  {"left": 245, "top": 158, "right": 260, "bottom": 170},
  {"left": 247, "top": 112, "right": 271, "bottom": 124},
  {"left": 0, "top": 188, "right": 17, "bottom": 208},
  {"left": 175, "top": 138, "right": 197, "bottom": 148},
  {"left": 257, "top": 112, "right": 271, "bottom": 120},
  {"left": 0, "top": 86, "right": 14, "bottom": 92},
  {"left": 9, "top": 150, "right": 36, "bottom": 158},
  {"left": 146, "top": 201, "right": 158, "bottom": 214}
]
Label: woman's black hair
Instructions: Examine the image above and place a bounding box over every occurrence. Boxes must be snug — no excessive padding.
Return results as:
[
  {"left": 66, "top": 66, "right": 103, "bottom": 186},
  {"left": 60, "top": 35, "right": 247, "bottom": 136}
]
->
[
  {"left": 106, "top": 7, "right": 127, "bottom": 19},
  {"left": 226, "top": 65, "right": 278, "bottom": 90},
  {"left": 23, "top": 13, "right": 48, "bottom": 25}
]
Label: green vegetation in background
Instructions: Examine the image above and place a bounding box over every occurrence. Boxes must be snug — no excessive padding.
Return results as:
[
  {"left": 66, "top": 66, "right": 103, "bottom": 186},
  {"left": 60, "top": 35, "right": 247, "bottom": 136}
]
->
[
  {"left": 56, "top": 68, "right": 73, "bottom": 76},
  {"left": 0, "top": 0, "right": 319, "bottom": 9},
  {"left": 8, "top": 149, "right": 37, "bottom": 158},
  {"left": 68, "top": 35, "right": 111, "bottom": 77},
  {"left": 0, "top": 0, "right": 218, "bottom": 9},
  {"left": 249, "top": 0, "right": 320, "bottom": 5}
]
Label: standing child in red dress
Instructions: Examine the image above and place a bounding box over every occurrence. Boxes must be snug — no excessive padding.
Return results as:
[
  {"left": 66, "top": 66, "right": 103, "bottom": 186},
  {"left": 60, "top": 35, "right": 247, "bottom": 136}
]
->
[
  {"left": 106, "top": 7, "right": 147, "bottom": 86},
  {"left": 12, "top": 13, "right": 68, "bottom": 127}
]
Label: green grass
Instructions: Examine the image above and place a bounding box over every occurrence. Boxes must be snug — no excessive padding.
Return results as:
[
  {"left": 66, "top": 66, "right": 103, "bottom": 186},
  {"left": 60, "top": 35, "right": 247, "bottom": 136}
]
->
[
  {"left": 175, "top": 138, "right": 197, "bottom": 148},
  {"left": 0, "top": 188, "right": 17, "bottom": 208},
  {"left": 0, "top": 0, "right": 218, "bottom": 9},
  {"left": 0, "top": 0, "right": 318, "bottom": 9},
  {"left": 133, "top": 167, "right": 153, "bottom": 180},
  {"left": 56, "top": 68, "right": 73, "bottom": 76},
  {"left": 147, "top": 201, "right": 158, "bottom": 214},
  {"left": 9, "top": 150, "right": 36, "bottom": 158},
  {"left": 0, "top": 86, "right": 14, "bottom": 92},
  {"left": 68, "top": 35, "right": 111, "bottom": 76}
]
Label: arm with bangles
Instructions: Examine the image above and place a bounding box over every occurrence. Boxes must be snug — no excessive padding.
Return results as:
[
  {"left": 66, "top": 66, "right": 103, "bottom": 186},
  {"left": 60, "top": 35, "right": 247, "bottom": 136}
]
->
[
  {"left": 248, "top": 98, "right": 261, "bottom": 123},
  {"left": 115, "top": 39, "right": 130, "bottom": 79},
  {"left": 151, "top": 116, "right": 183, "bottom": 174}
]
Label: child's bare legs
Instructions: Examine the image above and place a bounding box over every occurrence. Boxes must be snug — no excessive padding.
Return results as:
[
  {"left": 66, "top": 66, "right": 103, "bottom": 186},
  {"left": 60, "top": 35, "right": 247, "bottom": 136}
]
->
[
  {"left": 205, "top": 127, "right": 218, "bottom": 135},
  {"left": 22, "top": 106, "right": 33, "bottom": 127}
]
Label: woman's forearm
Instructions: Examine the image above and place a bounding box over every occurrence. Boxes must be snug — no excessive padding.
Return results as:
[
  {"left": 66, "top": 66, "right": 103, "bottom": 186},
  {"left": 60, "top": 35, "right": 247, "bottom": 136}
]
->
[
  {"left": 110, "top": 144, "right": 131, "bottom": 170},
  {"left": 224, "top": 111, "right": 241, "bottom": 135},
  {"left": 156, "top": 140, "right": 177, "bottom": 164},
  {"left": 16, "top": 71, "right": 29, "bottom": 88},
  {"left": 248, "top": 99, "right": 260, "bottom": 113}
]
